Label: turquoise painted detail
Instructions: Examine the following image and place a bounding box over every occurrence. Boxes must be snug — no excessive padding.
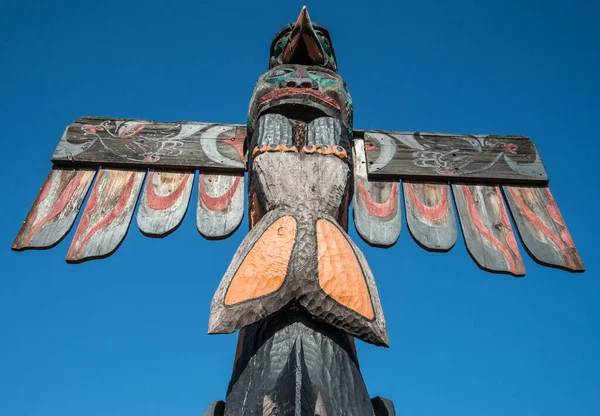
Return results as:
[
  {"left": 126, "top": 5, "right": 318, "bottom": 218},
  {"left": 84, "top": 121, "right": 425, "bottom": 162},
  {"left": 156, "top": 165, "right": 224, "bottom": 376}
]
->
[
  {"left": 341, "top": 84, "right": 354, "bottom": 135},
  {"left": 274, "top": 36, "right": 289, "bottom": 58},
  {"left": 307, "top": 70, "right": 340, "bottom": 87},
  {"left": 315, "top": 30, "right": 335, "bottom": 63},
  {"left": 264, "top": 67, "right": 295, "bottom": 84}
]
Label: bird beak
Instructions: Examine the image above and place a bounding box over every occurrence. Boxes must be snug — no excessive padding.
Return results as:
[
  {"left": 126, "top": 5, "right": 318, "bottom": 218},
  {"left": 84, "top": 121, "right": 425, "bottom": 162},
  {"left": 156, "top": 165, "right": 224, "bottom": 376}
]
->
[{"left": 282, "top": 6, "right": 325, "bottom": 65}]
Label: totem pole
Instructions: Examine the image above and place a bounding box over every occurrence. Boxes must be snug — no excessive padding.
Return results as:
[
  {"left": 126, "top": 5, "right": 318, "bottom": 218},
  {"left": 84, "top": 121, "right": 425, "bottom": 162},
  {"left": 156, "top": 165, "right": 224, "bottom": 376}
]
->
[{"left": 12, "top": 7, "right": 584, "bottom": 416}]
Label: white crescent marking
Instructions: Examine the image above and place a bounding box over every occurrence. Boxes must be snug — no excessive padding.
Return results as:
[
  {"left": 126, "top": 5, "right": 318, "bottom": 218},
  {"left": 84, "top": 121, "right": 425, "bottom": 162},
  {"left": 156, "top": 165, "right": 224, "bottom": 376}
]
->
[
  {"left": 365, "top": 132, "right": 398, "bottom": 172},
  {"left": 391, "top": 133, "right": 425, "bottom": 151},
  {"left": 201, "top": 125, "right": 245, "bottom": 169},
  {"left": 504, "top": 147, "right": 547, "bottom": 179}
]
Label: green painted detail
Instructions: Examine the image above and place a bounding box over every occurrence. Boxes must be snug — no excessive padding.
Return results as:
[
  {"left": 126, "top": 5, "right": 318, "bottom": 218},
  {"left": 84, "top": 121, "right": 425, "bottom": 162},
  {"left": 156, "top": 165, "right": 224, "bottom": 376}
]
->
[
  {"left": 341, "top": 84, "right": 354, "bottom": 135},
  {"left": 307, "top": 70, "right": 340, "bottom": 87},
  {"left": 264, "top": 67, "right": 295, "bottom": 84},
  {"left": 341, "top": 84, "right": 352, "bottom": 106},
  {"left": 315, "top": 31, "right": 335, "bottom": 63},
  {"left": 273, "top": 36, "right": 289, "bottom": 58}
]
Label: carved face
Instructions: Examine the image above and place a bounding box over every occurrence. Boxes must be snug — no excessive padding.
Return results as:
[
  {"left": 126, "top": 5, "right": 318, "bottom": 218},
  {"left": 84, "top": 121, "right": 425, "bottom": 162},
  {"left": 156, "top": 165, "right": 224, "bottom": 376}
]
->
[{"left": 248, "top": 64, "right": 353, "bottom": 133}]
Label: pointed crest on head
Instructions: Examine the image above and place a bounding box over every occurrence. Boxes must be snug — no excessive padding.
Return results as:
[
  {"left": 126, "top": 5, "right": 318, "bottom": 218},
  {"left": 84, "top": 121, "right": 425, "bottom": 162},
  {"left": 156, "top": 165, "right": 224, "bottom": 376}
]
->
[{"left": 269, "top": 6, "right": 337, "bottom": 71}]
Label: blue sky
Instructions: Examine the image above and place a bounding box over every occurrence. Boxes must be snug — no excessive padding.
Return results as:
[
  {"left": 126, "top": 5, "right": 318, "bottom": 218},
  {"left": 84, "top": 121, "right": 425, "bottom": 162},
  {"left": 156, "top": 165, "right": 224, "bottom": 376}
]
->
[{"left": 1, "top": 1, "right": 599, "bottom": 415}]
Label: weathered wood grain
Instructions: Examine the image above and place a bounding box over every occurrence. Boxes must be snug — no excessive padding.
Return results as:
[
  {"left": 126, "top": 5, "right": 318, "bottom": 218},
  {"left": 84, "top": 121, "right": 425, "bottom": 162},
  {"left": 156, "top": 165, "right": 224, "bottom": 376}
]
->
[
  {"left": 12, "top": 167, "right": 95, "bottom": 250},
  {"left": 52, "top": 117, "right": 246, "bottom": 172},
  {"left": 225, "top": 311, "right": 374, "bottom": 416},
  {"left": 66, "top": 168, "right": 145, "bottom": 263},
  {"left": 209, "top": 151, "right": 389, "bottom": 347},
  {"left": 452, "top": 184, "right": 525, "bottom": 276},
  {"left": 403, "top": 181, "right": 457, "bottom": 251},
  {"left": 503, "top": 185, "right": 584, "bottom": 272},
  {"left": 137, "top": 169, "right": 194, "bottom": 237},
  {"left": 352, "top": 139, "right": 401, "bottom": 247},
  {"left": 197, "top": 173, "right": 245, "bottom": 239},
  {"left": 365, "top": 131, "right": 548, "bottom": 184}
]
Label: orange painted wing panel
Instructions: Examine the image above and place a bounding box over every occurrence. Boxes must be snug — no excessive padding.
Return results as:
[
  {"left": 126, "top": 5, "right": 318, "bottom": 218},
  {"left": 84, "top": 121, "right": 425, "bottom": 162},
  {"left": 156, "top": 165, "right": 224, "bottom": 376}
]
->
[
  {"left": 208, "top": 212, "right": 389, "bottom": 346},
  {"left": 225, "top": 216, "right": 296, "bottom": 305},
  {"left": 316, "top": 219, "right": 374, "bottom": 319}
]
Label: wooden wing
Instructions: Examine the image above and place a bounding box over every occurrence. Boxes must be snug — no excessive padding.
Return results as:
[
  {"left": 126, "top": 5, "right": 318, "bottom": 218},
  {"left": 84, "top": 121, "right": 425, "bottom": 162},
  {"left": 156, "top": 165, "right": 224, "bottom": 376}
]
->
[
  {"left": 12, "top": 117, "right": 247, "bottom": 262},
  {"left": 351, "top": 130, "right": 584, "bottom": 275}
]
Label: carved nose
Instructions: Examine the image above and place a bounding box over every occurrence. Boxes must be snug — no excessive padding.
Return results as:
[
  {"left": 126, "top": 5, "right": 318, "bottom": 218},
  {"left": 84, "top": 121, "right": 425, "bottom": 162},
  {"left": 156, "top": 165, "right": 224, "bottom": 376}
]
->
[{"left": 280, "top": 77, "right": 317, "bottom": 89}]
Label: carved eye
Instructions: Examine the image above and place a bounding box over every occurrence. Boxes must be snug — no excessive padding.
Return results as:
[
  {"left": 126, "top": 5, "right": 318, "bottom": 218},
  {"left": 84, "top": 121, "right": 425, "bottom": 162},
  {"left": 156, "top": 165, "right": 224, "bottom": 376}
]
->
[
  {"left": 315, "top": 31, "right": 330, "bottom": 47},
  {"left": 307, "top": 70, "right": 340, "bottom": 86},
  {"left": 315, "top": 31, "right": 334, "bottom": 62},
  {"left": 273, "top": 35, "right": 289, "bottom": 57},
  {"left": 264, "top": 67, "right": 295, "bottom": 83}
]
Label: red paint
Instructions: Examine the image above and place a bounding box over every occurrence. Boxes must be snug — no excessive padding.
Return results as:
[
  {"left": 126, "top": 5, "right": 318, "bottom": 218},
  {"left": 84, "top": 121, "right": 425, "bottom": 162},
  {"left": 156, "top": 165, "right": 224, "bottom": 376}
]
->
[
  {"left": 119, "top": 124, "right": 145, "bottom": 138},
  {"left": 38, "top": 172, "right": 53, "bottom": 202},
  {"left": 364, "top": 142, "right": 379, "bottom": 152},
  {"left": 69, "top": 171, "right": 137, "bottom": 259},
  {"left": 484, "top": 139, "right": 518, "bottom": 154},
  {"left": 68, "top": 171, "right": 101, "bottom": 259},
  {"left": 23, "top": 171, "right": 87, "bottom": 246},
  {"left": 405, "top": 183, "right": 448, "bottom": 222},
  {"left": 462, "top": 185, "right": 518, "bottom": 274},
  {"left": 545, "top": 188, "right": 577, "bottom": 249},
  {"left": 200, "top": 175, "right": 242, "bottom": 212},
  {"left": 356, "top": 178, "right": 397, "bottom": 218},
  {"left": 508, "top": 187, "right": 576, "bottom": 269},
  {"left": 495, "top": 187, "right": 521, "bottom": 258},
  {"left": 145, "top": 171, "right": 191, "bottom": 211},
  {"left": 223, "top": 134, "right": 246, "bottom": 161},
  {"left": 258, "top": 88, "right": 340, "bottom": 110},
  {"left": 21, "top": 170, "right": 53, "bottom": 234},
  {"left": 82, "top": 125, "right": 99, "bottom": 135}
]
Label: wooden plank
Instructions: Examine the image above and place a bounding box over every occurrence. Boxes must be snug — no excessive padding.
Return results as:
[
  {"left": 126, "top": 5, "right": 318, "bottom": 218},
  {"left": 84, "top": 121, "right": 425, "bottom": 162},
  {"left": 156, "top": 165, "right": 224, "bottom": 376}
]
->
[
  {"left": 197, "top": 172, "right": 244, "bottom": 239},
  {"left": 66, "top": 168, "right": 145, "bottom": 263},
  {"left": 365, "top": 130, "right": 548, "bottom": 184},
  {"left": 503, "top": 185, "right": 584, "bottom": 272},
  {"left": 452, "top": 184, "right": 525, "bottom": 276},
  {"left": 403, "top": 181, "right": 457, "bottom": 251},
  {"left": 51, "top": 117, "right": 246, "bottom": 172},
  {"left": 137, "top": 169, "right": 194, "bottom": 237},
  {"left": 352, "top": 139, "right": 401, "bottom": 247},
  {"left": 12, "top": 167, "right": 95, "bottom": 250}
]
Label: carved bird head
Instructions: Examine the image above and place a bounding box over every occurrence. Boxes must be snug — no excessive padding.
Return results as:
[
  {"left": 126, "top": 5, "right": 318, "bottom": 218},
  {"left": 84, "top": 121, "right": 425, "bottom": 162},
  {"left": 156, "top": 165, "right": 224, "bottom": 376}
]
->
[{"left": 269, "top": 6, "right": 337, "bottom": 71}]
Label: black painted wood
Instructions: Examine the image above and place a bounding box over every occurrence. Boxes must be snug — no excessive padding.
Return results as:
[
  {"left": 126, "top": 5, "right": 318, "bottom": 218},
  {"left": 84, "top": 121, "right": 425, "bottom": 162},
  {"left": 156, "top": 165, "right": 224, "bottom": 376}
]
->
[
  {"left": 364, "top": 131, "right": 548, "bottom": 184},
  {"left": 51, "top": 117, "right": 246, "bottom": 172},
  {"left": 224, "top": 311, "right": 373, "bottom": 416}
]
